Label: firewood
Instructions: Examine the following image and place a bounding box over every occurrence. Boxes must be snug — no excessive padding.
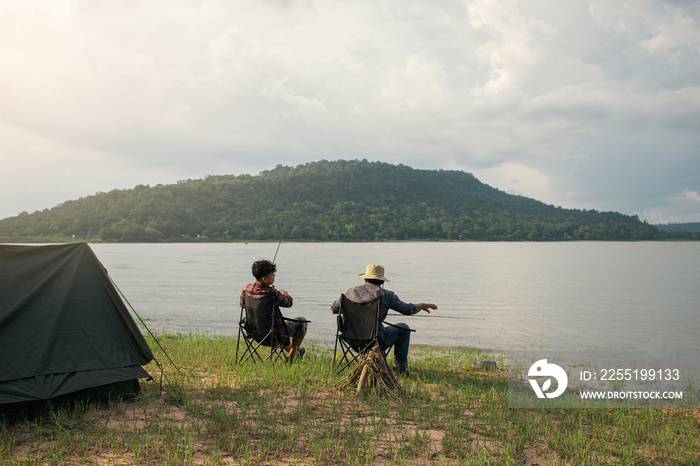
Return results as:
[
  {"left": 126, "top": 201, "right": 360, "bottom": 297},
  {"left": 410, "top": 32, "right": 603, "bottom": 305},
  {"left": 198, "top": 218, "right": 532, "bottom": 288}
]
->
[{"left": 339, "top": 345, "right": 402, "bottom": 394}]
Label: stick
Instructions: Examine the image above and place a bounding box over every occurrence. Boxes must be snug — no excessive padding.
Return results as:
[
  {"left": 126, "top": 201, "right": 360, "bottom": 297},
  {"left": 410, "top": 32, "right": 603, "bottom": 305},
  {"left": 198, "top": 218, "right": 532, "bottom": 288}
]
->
[
  {"left": 357, "top": 365, "right": 370, "bottom": 394},
  {"left": 273, "top": 188, "right": 304, "bottom": 264},
  {"left": 339, "top": 345, "right": 402, "bottom": 394}
]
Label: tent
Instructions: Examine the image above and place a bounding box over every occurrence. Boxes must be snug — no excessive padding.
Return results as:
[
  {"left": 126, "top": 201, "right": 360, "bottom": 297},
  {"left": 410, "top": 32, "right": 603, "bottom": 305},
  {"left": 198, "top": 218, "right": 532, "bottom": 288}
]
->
[{"left": 0, "top": 243, "right": 154, "bottom": 415}]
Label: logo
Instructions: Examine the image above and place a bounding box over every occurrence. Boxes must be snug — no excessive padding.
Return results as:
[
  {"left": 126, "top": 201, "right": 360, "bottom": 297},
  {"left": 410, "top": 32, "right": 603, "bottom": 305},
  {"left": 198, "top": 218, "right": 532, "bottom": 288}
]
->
[{"left": 528, "top": 359, "right": 568, "bottom": 398}]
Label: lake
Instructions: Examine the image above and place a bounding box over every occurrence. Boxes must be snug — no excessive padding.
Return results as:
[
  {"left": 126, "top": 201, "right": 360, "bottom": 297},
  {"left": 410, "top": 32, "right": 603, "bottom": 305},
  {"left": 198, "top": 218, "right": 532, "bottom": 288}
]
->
[{"left": 90, "top": 242, "right": 699, "bottom": 360}]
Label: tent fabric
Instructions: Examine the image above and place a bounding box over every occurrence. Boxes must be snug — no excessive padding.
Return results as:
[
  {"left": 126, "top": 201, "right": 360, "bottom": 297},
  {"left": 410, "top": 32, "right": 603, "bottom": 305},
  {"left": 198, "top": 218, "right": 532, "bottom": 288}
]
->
[
  {"left": 0, "top": 243, "right": 154, "bottom": 411},
  {"left": 0, "top": 367, "right": 149, "bottom": 405}
]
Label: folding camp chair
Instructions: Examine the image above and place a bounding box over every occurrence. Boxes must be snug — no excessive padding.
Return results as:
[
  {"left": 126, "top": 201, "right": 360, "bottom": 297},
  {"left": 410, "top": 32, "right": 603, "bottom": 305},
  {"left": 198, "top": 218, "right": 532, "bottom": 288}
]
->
[
  {"left": 332, "top": 294, "right": 414, "bottom": 374},
  {"left": 235, "top": 294, "right": 294, "bottom": 365}
]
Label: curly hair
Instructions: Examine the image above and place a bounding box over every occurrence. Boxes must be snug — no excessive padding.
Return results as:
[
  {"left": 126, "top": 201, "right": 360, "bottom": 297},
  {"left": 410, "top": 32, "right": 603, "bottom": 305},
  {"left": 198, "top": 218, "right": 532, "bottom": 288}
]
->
[{"left": 251, "top": 259, "right": 276, "bottom": 280}]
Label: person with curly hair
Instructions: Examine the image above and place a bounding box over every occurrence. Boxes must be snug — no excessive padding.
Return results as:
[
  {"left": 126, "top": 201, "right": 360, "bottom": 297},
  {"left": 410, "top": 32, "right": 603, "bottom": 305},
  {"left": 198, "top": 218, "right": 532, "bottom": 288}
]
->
[{"left": 240, "top": 259, "right": 308, "bottom": 359}]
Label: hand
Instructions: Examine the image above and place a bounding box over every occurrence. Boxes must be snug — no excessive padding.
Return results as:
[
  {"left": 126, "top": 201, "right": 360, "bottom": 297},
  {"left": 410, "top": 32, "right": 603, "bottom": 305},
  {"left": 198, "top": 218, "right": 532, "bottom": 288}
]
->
[{"left": 416, "top": 303, "right": 437, "bottom": 314}]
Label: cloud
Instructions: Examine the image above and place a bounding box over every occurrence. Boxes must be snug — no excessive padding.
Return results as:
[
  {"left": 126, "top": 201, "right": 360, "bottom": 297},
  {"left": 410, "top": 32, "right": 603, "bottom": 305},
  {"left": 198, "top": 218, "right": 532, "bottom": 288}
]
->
[
  {"left": 467, "top": 161, "right": 583, "bottom": 209},
  {"left": 0, "top": 0, "right": 699, "bottom": 223},
  {"left": 643, "top": 189, "right": 700, "bottom": 223}
]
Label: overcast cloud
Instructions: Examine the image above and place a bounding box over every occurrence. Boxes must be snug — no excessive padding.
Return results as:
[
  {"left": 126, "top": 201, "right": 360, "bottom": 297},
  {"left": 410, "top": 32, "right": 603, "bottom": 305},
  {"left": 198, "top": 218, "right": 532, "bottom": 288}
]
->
[{"left": 1, "top": 0, "right": 699, "bottom": 223}]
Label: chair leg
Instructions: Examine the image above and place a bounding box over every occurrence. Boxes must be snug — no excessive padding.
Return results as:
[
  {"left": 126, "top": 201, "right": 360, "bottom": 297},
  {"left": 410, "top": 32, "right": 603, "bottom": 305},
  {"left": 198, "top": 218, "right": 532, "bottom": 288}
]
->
[
  {"left": 238, "top": 338, "right": 260, "bottom": 365},
  {"left": 382, "top": 344, "right": 393, "bottom": 361},
  {"left": 235, "top": 327, "right": 243, "bottom": 362},
  {"left": 276, "top": 346, "right": 290, "bottom": 364},
  {"left": 335, "top": 340, "right": 378, "bottom": 375},
  {"left": 335, "top": 340, "right": 354, "bottom": 374},
  {"left": 237, "top": 328, "right": 253, "bottom": 365},
  {"left": 238, "top": 331, "right": 269, "bottom": 365},
  {"left": 237, "top": 331, "right": 293, "bottom": 366},
  {"left": 333, "top": 335, "right": 340, "bottom": 368}
]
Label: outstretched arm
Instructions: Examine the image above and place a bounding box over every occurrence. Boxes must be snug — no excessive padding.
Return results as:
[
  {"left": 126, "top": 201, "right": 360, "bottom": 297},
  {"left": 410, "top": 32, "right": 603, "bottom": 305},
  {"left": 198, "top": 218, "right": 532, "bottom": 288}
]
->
[{"left": 414, "top": 303, "right": 437, "bottom": 314}]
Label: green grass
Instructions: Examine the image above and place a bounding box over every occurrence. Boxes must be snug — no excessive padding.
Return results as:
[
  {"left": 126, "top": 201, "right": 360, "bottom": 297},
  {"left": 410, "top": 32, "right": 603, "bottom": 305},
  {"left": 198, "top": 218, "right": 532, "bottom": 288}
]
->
[{"left": 2, "top": 334, "right": 699, "bottom": 465}]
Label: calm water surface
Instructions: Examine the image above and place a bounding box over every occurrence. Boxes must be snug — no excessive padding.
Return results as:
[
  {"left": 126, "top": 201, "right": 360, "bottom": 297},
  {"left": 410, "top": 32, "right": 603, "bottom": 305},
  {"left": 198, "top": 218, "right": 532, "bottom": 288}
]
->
[{"left": 91, "top": 242, "right": 699, "bottom": 358}]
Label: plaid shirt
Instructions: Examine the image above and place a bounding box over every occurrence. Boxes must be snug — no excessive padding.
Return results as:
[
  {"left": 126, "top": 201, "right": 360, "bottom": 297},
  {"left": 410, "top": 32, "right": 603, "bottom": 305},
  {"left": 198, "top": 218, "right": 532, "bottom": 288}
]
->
[{"left": 240, "top": 281, "right": 293, "bottom": 346}]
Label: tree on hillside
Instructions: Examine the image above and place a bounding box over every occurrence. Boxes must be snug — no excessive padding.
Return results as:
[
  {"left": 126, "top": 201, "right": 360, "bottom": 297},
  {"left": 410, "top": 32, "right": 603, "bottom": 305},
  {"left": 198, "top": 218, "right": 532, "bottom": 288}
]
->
[{"left": 0, "top": 159, "right": 684, "bottom": 242}]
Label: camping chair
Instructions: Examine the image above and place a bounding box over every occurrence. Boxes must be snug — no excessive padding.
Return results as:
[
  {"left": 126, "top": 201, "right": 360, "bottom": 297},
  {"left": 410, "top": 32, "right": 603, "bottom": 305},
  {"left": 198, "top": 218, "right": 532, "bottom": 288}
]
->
[
  {"left": 235, "top": 294, "right": 297, "bottom": 365},
  {"left": 332, "top": 294, "right": 414, "bottom": 374}
]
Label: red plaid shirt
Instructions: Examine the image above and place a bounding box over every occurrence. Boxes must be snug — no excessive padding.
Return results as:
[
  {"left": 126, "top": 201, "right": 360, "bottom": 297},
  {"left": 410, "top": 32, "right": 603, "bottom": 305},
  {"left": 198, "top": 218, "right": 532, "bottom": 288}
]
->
[{"left": 240, "top": 281, "right": 293, "bottom": 346}]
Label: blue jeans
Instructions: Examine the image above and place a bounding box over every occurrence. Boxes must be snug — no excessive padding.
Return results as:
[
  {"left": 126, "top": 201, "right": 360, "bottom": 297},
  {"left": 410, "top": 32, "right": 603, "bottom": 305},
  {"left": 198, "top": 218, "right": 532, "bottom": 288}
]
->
[{"left": 380, "top": 323, "right": 411, "bottom": 366}]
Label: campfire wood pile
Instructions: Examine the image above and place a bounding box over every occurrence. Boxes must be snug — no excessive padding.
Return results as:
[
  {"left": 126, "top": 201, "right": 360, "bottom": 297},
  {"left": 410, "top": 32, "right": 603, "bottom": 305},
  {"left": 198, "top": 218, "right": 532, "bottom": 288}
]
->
[{"left": 339, "top": 345, "right": 402, "bottom": 394}]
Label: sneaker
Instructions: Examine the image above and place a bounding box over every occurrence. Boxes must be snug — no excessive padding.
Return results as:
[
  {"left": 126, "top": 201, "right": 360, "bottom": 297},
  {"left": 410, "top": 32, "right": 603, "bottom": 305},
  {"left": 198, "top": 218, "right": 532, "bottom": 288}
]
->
[
  {"left": 394, "top": 363, "right": 413, "bottom": 376},
  {"left": 296, "top": 347, "right": 306, "bottom": 360}
]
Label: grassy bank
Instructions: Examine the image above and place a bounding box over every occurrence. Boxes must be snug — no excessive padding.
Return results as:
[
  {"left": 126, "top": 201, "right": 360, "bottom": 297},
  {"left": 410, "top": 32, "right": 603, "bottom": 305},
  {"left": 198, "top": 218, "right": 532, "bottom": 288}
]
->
[{"left": 2, "top": 334, "right": 699, "bottom": 465}]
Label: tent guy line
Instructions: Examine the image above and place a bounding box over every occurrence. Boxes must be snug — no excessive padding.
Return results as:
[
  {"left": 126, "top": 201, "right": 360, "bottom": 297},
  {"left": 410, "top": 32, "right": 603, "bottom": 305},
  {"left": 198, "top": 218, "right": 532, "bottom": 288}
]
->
[{"left": 107, "top": 271, "right": 184, "bottom": 404}]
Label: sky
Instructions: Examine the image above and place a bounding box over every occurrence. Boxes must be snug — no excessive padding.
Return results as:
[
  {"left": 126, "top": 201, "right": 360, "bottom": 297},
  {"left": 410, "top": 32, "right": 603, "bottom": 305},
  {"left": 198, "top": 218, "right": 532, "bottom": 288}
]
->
[{"left": 1, "top": 0, "right": 699, "bottom": 224}]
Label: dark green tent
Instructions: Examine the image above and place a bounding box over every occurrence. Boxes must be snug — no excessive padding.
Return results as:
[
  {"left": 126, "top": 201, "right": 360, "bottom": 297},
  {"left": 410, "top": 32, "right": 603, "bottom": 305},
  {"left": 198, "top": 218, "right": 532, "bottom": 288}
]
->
[{"left": 0, "top": 243, "right": 154, "bottom": 415}]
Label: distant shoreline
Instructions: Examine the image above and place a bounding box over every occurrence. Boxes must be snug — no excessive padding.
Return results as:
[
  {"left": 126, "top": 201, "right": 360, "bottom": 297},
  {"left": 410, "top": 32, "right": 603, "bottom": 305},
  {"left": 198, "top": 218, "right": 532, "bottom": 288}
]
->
[{"left": 3, "top": 236, "right": 699, "bottom": 244}]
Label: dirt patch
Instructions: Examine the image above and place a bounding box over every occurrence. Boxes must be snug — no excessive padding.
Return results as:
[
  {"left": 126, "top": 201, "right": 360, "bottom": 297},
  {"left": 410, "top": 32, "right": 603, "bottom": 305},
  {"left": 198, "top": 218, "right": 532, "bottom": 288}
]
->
[
  {"left": 102, "top": 396, "right": 191, "bottom": 431},
  {"left": 521, "top": 443, "right": 566, "bottom": 465}
]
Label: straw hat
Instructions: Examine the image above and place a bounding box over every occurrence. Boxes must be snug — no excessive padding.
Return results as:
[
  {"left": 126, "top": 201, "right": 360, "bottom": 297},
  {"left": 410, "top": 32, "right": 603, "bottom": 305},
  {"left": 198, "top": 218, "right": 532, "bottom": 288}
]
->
[{"left": 358, "top": 264, "right": 390, "bottom": 282}]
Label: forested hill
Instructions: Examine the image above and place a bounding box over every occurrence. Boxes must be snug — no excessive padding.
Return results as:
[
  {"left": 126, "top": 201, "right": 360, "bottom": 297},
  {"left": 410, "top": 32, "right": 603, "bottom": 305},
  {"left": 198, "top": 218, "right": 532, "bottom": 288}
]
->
[
  {"left": 655, "top": 222, "right": 700, "bottom": 233},
  {"left": 0, "top": 159, "right": 682, "bottom": 242}
]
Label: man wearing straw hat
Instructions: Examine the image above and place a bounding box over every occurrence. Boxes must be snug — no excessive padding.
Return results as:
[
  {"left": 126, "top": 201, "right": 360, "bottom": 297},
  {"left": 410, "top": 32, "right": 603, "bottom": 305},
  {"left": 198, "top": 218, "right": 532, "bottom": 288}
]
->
[{"left": 331, "top": 264, "right": 437, "bottom": 375}]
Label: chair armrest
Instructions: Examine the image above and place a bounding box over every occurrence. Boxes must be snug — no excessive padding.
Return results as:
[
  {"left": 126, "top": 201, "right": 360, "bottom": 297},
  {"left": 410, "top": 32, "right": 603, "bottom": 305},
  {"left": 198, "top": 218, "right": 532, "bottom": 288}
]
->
[
  {"left": 282, "top": 316, "right": 311, "bottom": 323},
  {"left": 384, "top": 321, "right": 416, "bottom": 332}
]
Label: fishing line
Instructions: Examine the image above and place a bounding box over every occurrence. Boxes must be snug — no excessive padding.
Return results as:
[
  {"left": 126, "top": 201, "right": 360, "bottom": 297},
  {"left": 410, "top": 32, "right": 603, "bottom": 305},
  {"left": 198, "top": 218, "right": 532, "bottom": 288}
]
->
[
  {"left": 387, "top": 312, "right": 485, "bottom": 320},
  {"left": 273, "top": 186, "right": 304, "bottom": 264}
]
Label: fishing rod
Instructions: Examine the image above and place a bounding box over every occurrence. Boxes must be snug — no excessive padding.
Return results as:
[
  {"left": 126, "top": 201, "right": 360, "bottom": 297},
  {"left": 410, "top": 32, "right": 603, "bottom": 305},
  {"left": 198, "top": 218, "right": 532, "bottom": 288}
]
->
[
  {"left": 272, "top": 187, "right": 304, "bottom": 264},
  {"left": 387, "top": 312, "right": 485, "bottom": 320}
]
